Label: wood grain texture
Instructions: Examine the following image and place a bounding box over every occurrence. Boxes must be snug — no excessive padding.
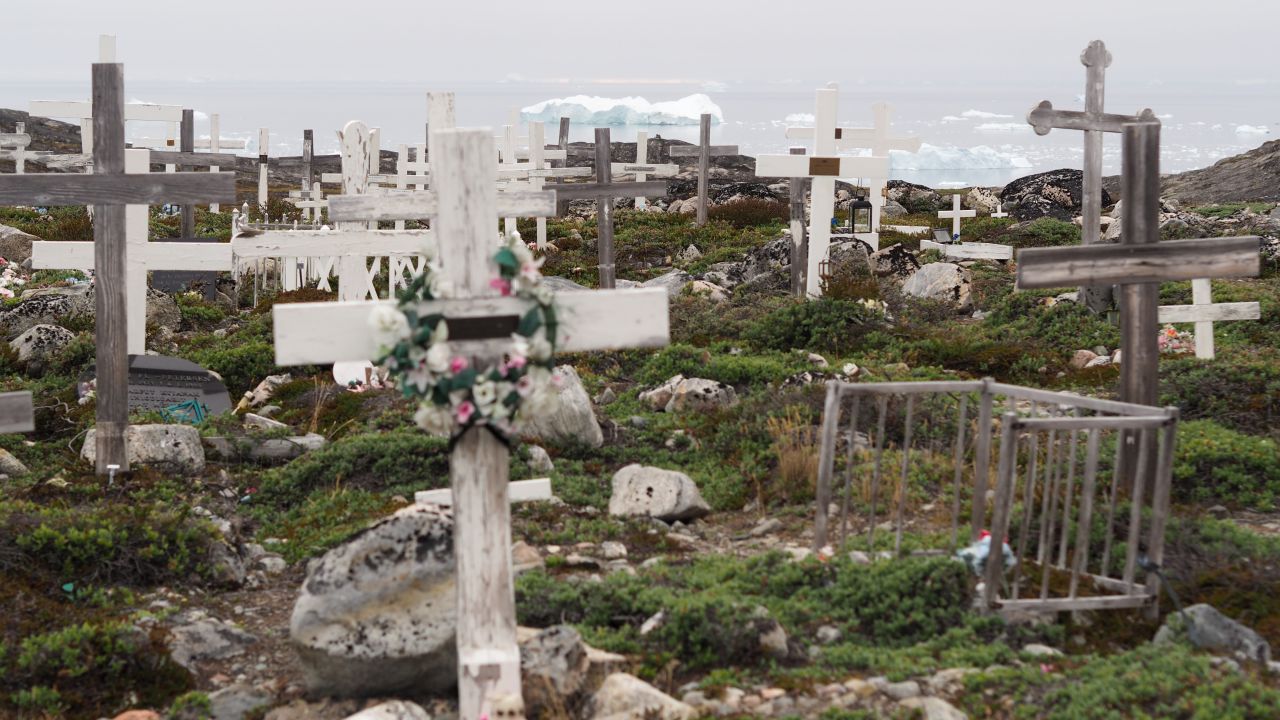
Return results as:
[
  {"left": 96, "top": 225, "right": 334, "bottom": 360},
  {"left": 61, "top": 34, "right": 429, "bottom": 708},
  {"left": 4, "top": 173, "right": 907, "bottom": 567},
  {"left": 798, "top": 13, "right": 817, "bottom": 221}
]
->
[
  {"left": 1157, "top": 300, "right": 1261, "bottom": 323},
  {"left": 0, "top": 173, "right": 235, "bottom": 206},
  {"left": 33, "top": 239, "right": 231, "bottom": 270},
  {"left": 1016, "top": 236, "right": 1260, "bottom": 288},
  {"left": 0, "top": 391, "right": 35, "bottom": 434},
  {"left": 594, "top": 128, "right": 616, "bottom": 289},
  {"left": 754, "top": 153, "right": 889, "bottom": 179},
  {"left": 328, "top": 191, "right": 555, "bottom": 221},
  {"left": 233, "top": 231, "right": 433, "bottom": 259},
  {"left": 147, "top": 150, "right": 236, "bottom": 167},
  {"left": 550, "top": 180, "right": 668, "bottom": 201},
  {"left": 31, "top": 99, "right": 183, "bottom": 123},
  {"left": 415, "top": 478, "right": 551, "bottom": 506}
]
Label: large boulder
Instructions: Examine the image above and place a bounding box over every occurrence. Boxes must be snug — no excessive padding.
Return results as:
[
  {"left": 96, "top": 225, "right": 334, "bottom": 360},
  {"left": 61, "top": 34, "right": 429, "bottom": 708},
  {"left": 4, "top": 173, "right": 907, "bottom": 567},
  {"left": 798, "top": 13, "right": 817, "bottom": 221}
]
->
[
  {"left": 145, "top": 287, "right": 182, "bottom": 330},
  {"left": 1000, "top": 168, "right": 1111, "bottom": 222},
  {"left": 0, "top": 224, "right": 38, "bottom": 265},
  {"left": 638, "top": 375, "right": 684, "bottom": 411},
  {"left": 9, "top": 323, "right": 74, "bottom": 375},
  {"left": 1154, "top": 603, "right": 1272, "bottom": 666},
  {"left": 291, "top": 504, "right": 457, "bottom": 698},
  {"left": 81, "top": 424, "right": 206, "bottom": 475},
  {"left": 902, "top": 262, "right": 973, "bottom": 311},
  {"left": 664, "top": 377, "right": 737, "bottom": 413},
  {"left": 868, "top": 243, "right": 920, "bottom": 281},
  {"left": 965, "top": 187, "right": 1002, "bottom": 214},
  {"left": 640, "top": 269, "right": 693, "bottom": 295},
  {"left": 0, "top": 285, "right": 93, "bottom": 338},
  {"left": 609, "top": 464, "right": 710, "bottom": 522},
  {"left": 589, "top": 673, "right": 695, "bottom": 720},
  {"left": 886, "top": 180, "right": 943, "bottom": 213},
  {"left": 340, "top": 702, "right": 431, "bottom": 720},
  {"left": 521, "top": 365, "right": 604, "bottom": 448}
]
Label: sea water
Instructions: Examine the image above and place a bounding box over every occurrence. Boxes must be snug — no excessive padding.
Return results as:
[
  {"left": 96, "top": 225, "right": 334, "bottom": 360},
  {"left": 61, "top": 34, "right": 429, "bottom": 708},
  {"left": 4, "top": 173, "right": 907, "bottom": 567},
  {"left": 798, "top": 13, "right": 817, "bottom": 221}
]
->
[{"left": 0, "top": 78, "right": 1274, "bottom": 188}]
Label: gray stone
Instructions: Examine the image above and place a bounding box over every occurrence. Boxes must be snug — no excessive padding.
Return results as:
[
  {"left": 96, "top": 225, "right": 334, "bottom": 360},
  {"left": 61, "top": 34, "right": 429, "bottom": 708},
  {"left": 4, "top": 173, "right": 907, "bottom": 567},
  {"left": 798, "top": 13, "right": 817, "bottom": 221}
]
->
[
  {"left": 757, "top": 618, "right": 789, "bottom": 659},
  {"left": 522, "top": 625, "right": 591, "bottom": 715},
  {"left": 677, "top": 244, "right": 703, "bottom": 263},
  {"left": 590, "top": 673, "right": 695, "bottom": 720},
  {"left": 898, "top": 696, "right": 969, "bottom": 720},
  {"left": 0, "top": 448, "right": 29, "bottom": 477},
  {"left": 640, "top": 269, "right": 694, "bottom": 295},
  {"left": 686, "top": 279, "right": 728, "bottom": 302},
  {"left": 0, "top": 285, "right": 94, "bottom": 338},
  {"left": 664, "top": 377, "right": 737, "bottom": 413},
  {"left": 0, "top": 224, "right": 38, "bottom": 265},
  {"left": 168, "top": 617, "right": 257, "bottom": 671},
  {"left": 340, "top": 701, "right": 431, "bottom": 720},
  {"left": 543, "top": 276, "right": 592, "bottom": 293},
  {"left": 639, "top": 375, "right": 684, "bottom": 411},
  {"left": 881, "top": 680, "right": 921, "bottom": 700},
  {"left": 81, "top": 424, "right": 206, "bottom": 475},
  {"left": 1069, "top": 349, "right": 1098, "bottom": 370},
  {"left": 609, "top": 464, "right": 711, "bottom": 522},
  {"left": 749, "top": 518, "right": 783, "bottom": 537},
  {"left": 600, "top": 541, "right": 628, "bottom": 560},
  {"left": 527, "top": 445, "right": 555, "bottom": 473},
  {"left": 1022, "top": 643, "right": 1063, "bottom": 657},
  {"left": 902, "top": 262, "right": 972, "bottom": 311},
  {"left": 816, "top": 625, "right": 843, "bottom": 645},
  {"left": 521, "top": 365, "right": 604, "bottom": 448},
  {"left": 1154, "top": 603, "right": 1272, "bottom": 666},
  {"left": 868, "top": 243, "right": 920, "bottom": 281},
  {"left": 244, "top": 413, "right": 289, "bottom": 432},
  {"left": 881, "top": 199, "right": 909, "bottom": 218},
  {"left": 208, "top": 683, "right": 274, "bottom": 720},
  {"left": 9, "top": 323, "right": 74, "bottom": 375},
  {"left": 291, "top": 504, "right": 457, "bottom": 697}
]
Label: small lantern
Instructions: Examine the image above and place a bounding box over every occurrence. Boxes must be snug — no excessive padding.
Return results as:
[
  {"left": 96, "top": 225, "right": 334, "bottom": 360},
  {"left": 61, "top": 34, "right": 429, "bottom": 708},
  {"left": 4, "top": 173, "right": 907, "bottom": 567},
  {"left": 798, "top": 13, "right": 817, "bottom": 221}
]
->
[{"left": 848, "top": 195, "right": 874, "bottom": 234}]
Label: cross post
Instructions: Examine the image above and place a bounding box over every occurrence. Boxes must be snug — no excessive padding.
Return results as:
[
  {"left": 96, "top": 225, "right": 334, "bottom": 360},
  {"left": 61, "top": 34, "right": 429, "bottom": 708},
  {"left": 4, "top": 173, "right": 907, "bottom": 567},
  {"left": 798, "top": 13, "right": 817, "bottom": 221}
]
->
[
  {"left": 0, "top": 64, "right": 235, "bottom": 473},
  {"left": 788, "top": 146, "right": 808, "bottom": 297},
  {"left": 269, "top": 127, "right": 669, "bottom": 720},
  {"left": 937, "top": 194, "right": 976, "bottom": 239},
  {"left": 667, "top": 113, "right": 738, "bottom": 225},
  {"left": 611, "top": 131, "right": 678, "bottom": 211}
]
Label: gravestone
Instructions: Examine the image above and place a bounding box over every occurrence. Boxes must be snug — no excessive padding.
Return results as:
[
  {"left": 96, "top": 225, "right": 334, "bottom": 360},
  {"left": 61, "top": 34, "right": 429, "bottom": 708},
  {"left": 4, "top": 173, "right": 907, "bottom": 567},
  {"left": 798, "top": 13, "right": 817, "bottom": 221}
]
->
[
  {"left": 151, "top": 236, "right": 222, "bottom": 299},
  {"left": 79, "top": 354, "right": 231, "bottom": 415}
]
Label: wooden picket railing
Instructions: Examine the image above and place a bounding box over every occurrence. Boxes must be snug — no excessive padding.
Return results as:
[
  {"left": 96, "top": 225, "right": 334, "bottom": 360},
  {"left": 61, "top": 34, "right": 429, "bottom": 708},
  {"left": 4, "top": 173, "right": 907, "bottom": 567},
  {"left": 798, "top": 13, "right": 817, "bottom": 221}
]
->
[{"left": 815, "top": 378, "right": 1178, "bottom": 617}]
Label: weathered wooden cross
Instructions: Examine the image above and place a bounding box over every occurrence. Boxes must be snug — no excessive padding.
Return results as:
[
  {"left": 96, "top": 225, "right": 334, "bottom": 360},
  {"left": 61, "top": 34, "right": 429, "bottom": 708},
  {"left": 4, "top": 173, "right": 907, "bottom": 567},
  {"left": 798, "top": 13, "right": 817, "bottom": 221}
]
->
[
  {"left": 553, "top": 128, "right": 670, "bottom": 288},
  {"left": 0, "top": 123, "right": 32, "bottom": 173},
  {"left": 1157, "top": 279, "right": 1260, "bottom": 360},
  {"left": 0, "top": 64, "right": 234, "bottom": 473},
  {"left": 1016, "top": 116, "right": 1261, "bottom": 407},
  {"left": 269, "top": 127, "right": 669, "bottom": 720},
  {"left": 611, "top": 130, "right": 678, "bottom": 211},
  {"left": 136, "top": 112, "right": 244, "bottom": 214},
  {"left": 756, "top": 85, "right": 889, "bottom": 297},
  {"left": 786, "top": 101, "right": 920, "bottom": 240},
  {"left": 667, "top": 113, "right": 738, "bottom": 225},
  {"left": 0, "top": 391, "right": 34, "bottom": 436},
  {"left": 937, "top": 194, "right": 976, "bottom": 240},
  {"left": 496, "top": 122, "right": 592, "bottom": 249}
]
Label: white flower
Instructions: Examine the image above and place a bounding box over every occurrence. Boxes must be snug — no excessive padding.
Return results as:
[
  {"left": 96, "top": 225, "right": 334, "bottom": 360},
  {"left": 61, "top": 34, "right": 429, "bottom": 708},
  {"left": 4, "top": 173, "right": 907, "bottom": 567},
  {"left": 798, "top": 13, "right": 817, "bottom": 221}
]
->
[
  {"left": 431, "top": 320, "right": 449, "bottom": 344},
  {"left": 368, "top": 305, "right": 411, "bottom": 350},
  {"left": 426, "top": 342, "right": 451, "bottom": 374},
  {"left": 532, "top": 284, "right": 554, "bottom": 306},
  {"left": 414, "top": 403, "right": 454, "bottom": 435},
  {"left": 527, "top": 336, "right": 552, "bottom": 363},
  {"left": 472, "top": 379, "right": 498, "bottom": 409}
]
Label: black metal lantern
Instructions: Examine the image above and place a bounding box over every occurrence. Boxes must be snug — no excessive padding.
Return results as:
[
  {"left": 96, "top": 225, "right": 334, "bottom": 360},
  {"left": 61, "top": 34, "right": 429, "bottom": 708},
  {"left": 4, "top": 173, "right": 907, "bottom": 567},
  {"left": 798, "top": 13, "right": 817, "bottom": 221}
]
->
[{"left": 848, "top": 195, "right": 874, "bottom": 234}]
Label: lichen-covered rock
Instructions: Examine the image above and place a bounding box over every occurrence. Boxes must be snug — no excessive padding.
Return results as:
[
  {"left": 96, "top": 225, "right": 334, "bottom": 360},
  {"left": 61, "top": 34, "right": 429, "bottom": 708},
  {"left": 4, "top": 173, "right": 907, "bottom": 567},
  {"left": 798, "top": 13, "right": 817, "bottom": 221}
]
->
[
  {"left": 291, "top": 504, "right": 457, "bottom": 698},
  {"left": 81, "top": 424, "right": 206, "bottom": 475},
  {"left": 640, "top": 269, "right": 693, "bottom": 295},
  {"left": 868, "top": 243, "right": 920, "bottom": 281},
  {"left": 901, "top": 263, "right": 973, "bottom": 312},
  {"left": 522, "top": 625, "right": 591, "bottom": 717},
  {"left": 0, "top": 286, "right": 93, "bottom": 338},
  {"left": 589, "top": 673, "right": 695, "bottom": 720},
  {"left": 638, "top": 375, "right": 684, "bottom": 411},
  {"left": 664, "top": 377, "right": 737, "bottom": 413},
  {"left": 1000, "top": 168, "right": 1111, "bottom": 222},
  {"left": 0, "top": 224, "right": 38, "bottom": 265},
  {"left": 340, "top": 701, "right": 431, "bottom": 720},
  {"left": 886, "top": 180, "right": 944, "bottom": 213},
  {"left": 609, "top": 464, "right": 710, "bottom": 522},
  {"left": 9, "top": 323, "right": 74, "bottom": 375},
  {"left": 965, "top": 187, "right": 1002, "bottom": 214},
  {"left": 1154, "top": 603, "right": 1272, "bottom": 667},
  {"left": 521, "top": 365, "right": 604, "bottom": 448}
]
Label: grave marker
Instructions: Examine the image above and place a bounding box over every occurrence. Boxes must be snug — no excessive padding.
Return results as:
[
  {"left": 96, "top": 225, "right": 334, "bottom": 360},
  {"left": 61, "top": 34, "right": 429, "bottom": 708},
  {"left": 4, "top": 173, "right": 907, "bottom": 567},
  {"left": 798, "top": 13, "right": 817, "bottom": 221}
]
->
[
  {"left": 0, "top": 123, "right": 32, "bottom": 173},
  {"left": 667, "top": 113, "right": 738, "bottom": 225},
  {"left": 755, "top": 85, "right": 889, "bottom": 297},
  {"left": 79, "top": 354, "right": 232, "bottom": 415},
  {"left": 1157, "top": 278, "right": 1260, "bottom": 360},
  {"left": 270, "top": 127, "right": 669, "bottom": 720},
  {"left": 611, "top": 131, "right": 677, "bottom": 211},
  {"left": 0, "top": 391, "right": 34, "bottom": 434},
  {"left": 937, "top": 194, "right": 976, "bottom": 239},
  {"left": 0, "top": 63, "right": 234, "bottom": 473}
]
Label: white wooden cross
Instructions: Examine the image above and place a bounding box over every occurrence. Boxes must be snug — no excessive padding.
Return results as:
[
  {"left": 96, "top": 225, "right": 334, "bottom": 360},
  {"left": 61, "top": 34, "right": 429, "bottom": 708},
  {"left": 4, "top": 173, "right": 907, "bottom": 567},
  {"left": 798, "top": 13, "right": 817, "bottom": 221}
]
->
[
  {"left": 668, "top": 113, "right": 739, "bottom": 225},
  {"left": 0, "top": 124, "right": 32, "bottom": 173},
  {"left": 30, "top": 147, "right": 234, "bottom": 354},
  {"left": 786, "top": 101, "right": 920, "bottom": 242},
  {"left": 0, "top": 63, "right": 234, "bottom": 473},
  {"left": 496, "top": 122, "right": 591, "bottom": 249},
  {"left": 256, "top": 128, "right": 270, "bottom": 207},
  {"left": 1157, "top": 279, "right": 1260, "bottom": 360},
  {"left": 937, "top": 194, "right": 976, "bottom": 240},
  {"left": 992, "top": 202, "right": 1008, "bottom": 218},
  {"left": 755, "top": 85, "right": 889, "bottom": 297},
  {"left": 611, "top": 131, "right": 678, "bottom": 211},
  {"left": 269, "top": 127, "right": 669, "bottom": 720}
]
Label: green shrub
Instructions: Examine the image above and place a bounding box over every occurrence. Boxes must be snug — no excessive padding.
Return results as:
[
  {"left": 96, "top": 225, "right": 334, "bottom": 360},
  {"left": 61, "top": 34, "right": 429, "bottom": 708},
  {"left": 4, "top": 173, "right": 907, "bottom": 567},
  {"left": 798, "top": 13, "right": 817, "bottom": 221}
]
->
[
  {"left": 708, "top": 198, "right": 789, "bottom": 229},
  {"left": 1173, "top": 420, "right": 1280, "bottom": 509},
  {"left": 637, "top": 344, "right": 806, "bottom": 387},
  {"left": 745, "top": 299, "right": 885, "bottom": 354},
  {"left": 182, "top": 341, "right": 278, "bottom": 398},
  {"left": 175, "top": 294, "right": 226, "bottom": 331},
  {"left": 253, "top": 490, "right": 405, "bottom": 563},
  {"left": 1161, "top": 357, "right": 1280, "bottom": 436},
  {"left": 1000, "top": 217, "right": 1081, "bottom": 248}
]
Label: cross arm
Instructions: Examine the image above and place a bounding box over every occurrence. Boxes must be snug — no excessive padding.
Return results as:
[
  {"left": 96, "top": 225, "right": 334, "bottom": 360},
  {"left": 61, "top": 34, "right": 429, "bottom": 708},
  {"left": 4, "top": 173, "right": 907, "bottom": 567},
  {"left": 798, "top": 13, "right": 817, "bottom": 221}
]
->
[
  {"left": 30, "top": 100, "right": 183, "bottom": 123},
  {"left": 1157, "top": 301, "right": 1261, "bottom": 323},
  {"left": 755, "top": 154, "right": 889, "bottom": 178},
  {"left": 0, "top": 172, "right": 235, "bottom": 206},
  {"left": 33, "top": 239, "right": 232, "bottom": 271},
  {"left": 1016, "top": 236, "right": 1261, "bottom": 288},
  {"left": 611, "top": 162, "right": 679, "bottom": 177},
  {"left": 328, "top": 191, "right": 555, "bottom": 222},
  {"left": 1027, "top": 101, "right": 1157, "bottom": 136},
  {"left": 669, "top": 145, "right": 739, "bottom": 157},
  {"left": 551, "top": 181, "right": 669, "bottom": 202},
  {"left": 232, "top": 230, "right": 435, "bottom": 259},
  {"left": 273, "top": 287, "right": 670, "bottom": 365},
  {"left": 0, "top": 133, "right": 31, "bottom": 148},
  {"left": 785, "top": 127, "right": 922, "bottom": 153},
  {"left": 148, "top": 150, "right": 241, "bottom": 167}
]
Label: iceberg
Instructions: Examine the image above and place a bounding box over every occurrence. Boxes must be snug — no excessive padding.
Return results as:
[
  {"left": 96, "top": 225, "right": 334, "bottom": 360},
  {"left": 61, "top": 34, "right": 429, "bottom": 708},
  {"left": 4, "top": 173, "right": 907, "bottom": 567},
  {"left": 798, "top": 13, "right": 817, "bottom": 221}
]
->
[
  {"left": 961, "top": 109, "right": 1013, "bottom": 119},
  {"left": 1235, "top": 124, "right": 1269, "bottom": 135},
  {"left": 890, "top": 144, "right": 1032, "bottom": 170},
  {"left": 521, "top": 94, "right": 723, "bottom": 126},
  {"left": 784, "top": 112, "right": 815, "bottom": 125},
  {"left": 974, "top": 122, "right": 1032, "bottom": 133}
]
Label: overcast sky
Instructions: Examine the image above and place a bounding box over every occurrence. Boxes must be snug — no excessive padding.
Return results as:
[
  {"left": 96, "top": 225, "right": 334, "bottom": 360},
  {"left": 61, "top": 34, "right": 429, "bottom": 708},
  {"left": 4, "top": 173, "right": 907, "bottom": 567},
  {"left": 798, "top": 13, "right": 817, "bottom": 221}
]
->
[{"left": 1, "top": 0, "right": 1274, "bottom": 89}]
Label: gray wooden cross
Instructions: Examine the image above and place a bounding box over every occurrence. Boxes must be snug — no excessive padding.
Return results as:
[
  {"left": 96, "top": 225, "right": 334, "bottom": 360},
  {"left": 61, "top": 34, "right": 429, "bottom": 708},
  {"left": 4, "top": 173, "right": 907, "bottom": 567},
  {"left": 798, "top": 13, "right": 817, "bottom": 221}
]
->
[
  {"left": 1028, "top": 40, "right": 1154, "bottom": 312},
  {"left": 269, "top": 126, "right": 669, "bottom": 720},
  {"left": 552, "top": 128, "right": 670, "bottom": 288},
  {"left": 0, "top": 64, "right": 234, "bottom": 473},
  {"left": 1017, "top": 116, "right": 1260, "bottom": 407},
  {"left": 0, "top": 123, "right": 33, "bottom": 173},
  {"left": 0, "top": 391, "right": 34, "bottom": 436},
  {"left": 667, "top": 113, "right": 739, "bottom": 225}
]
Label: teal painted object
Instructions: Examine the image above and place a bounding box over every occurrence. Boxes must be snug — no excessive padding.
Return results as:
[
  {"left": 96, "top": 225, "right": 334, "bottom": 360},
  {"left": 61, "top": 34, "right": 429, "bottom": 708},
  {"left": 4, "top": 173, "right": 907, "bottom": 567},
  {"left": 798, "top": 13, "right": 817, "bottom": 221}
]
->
[{"left": 161, "top": 399, "right": 208, "bottom": 425}]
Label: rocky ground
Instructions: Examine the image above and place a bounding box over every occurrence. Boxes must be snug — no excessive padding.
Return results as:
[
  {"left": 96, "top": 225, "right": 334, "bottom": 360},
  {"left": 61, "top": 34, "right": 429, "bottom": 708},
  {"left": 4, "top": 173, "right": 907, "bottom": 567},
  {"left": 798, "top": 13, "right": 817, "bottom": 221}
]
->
[{"left": 1, "top": 112, "right": 1280, "bottom": 720}]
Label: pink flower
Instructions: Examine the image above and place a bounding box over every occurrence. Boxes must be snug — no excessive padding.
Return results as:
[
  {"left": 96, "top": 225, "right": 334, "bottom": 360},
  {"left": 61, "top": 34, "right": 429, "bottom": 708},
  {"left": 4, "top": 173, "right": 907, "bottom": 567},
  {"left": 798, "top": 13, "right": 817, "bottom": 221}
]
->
[
  {"left": 489, "top": 278, "right": 512, "bottom": 296},
  {"left": 455, "top": 400, "right": 476, "bottom": 424},
  {"left": 450, "top": 356, "right": 469, "bottom": 373},
  {"left": 506, "top": 355, "right": 527, "bottom": 371}
]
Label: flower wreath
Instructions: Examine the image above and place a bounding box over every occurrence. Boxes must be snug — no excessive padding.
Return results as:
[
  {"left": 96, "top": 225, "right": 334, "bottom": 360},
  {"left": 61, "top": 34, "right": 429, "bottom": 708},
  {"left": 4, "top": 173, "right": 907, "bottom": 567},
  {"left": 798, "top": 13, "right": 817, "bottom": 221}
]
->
[{"left": 368, "top": 232, "right": 561, "bottom": 445}]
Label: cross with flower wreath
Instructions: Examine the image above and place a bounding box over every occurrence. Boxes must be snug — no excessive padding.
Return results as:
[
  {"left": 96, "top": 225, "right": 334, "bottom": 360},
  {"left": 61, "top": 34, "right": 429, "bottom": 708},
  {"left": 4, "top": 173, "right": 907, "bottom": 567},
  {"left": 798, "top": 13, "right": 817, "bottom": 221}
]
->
[{"left": 269, "top": 126, "right": 669, "bottom": 720}]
